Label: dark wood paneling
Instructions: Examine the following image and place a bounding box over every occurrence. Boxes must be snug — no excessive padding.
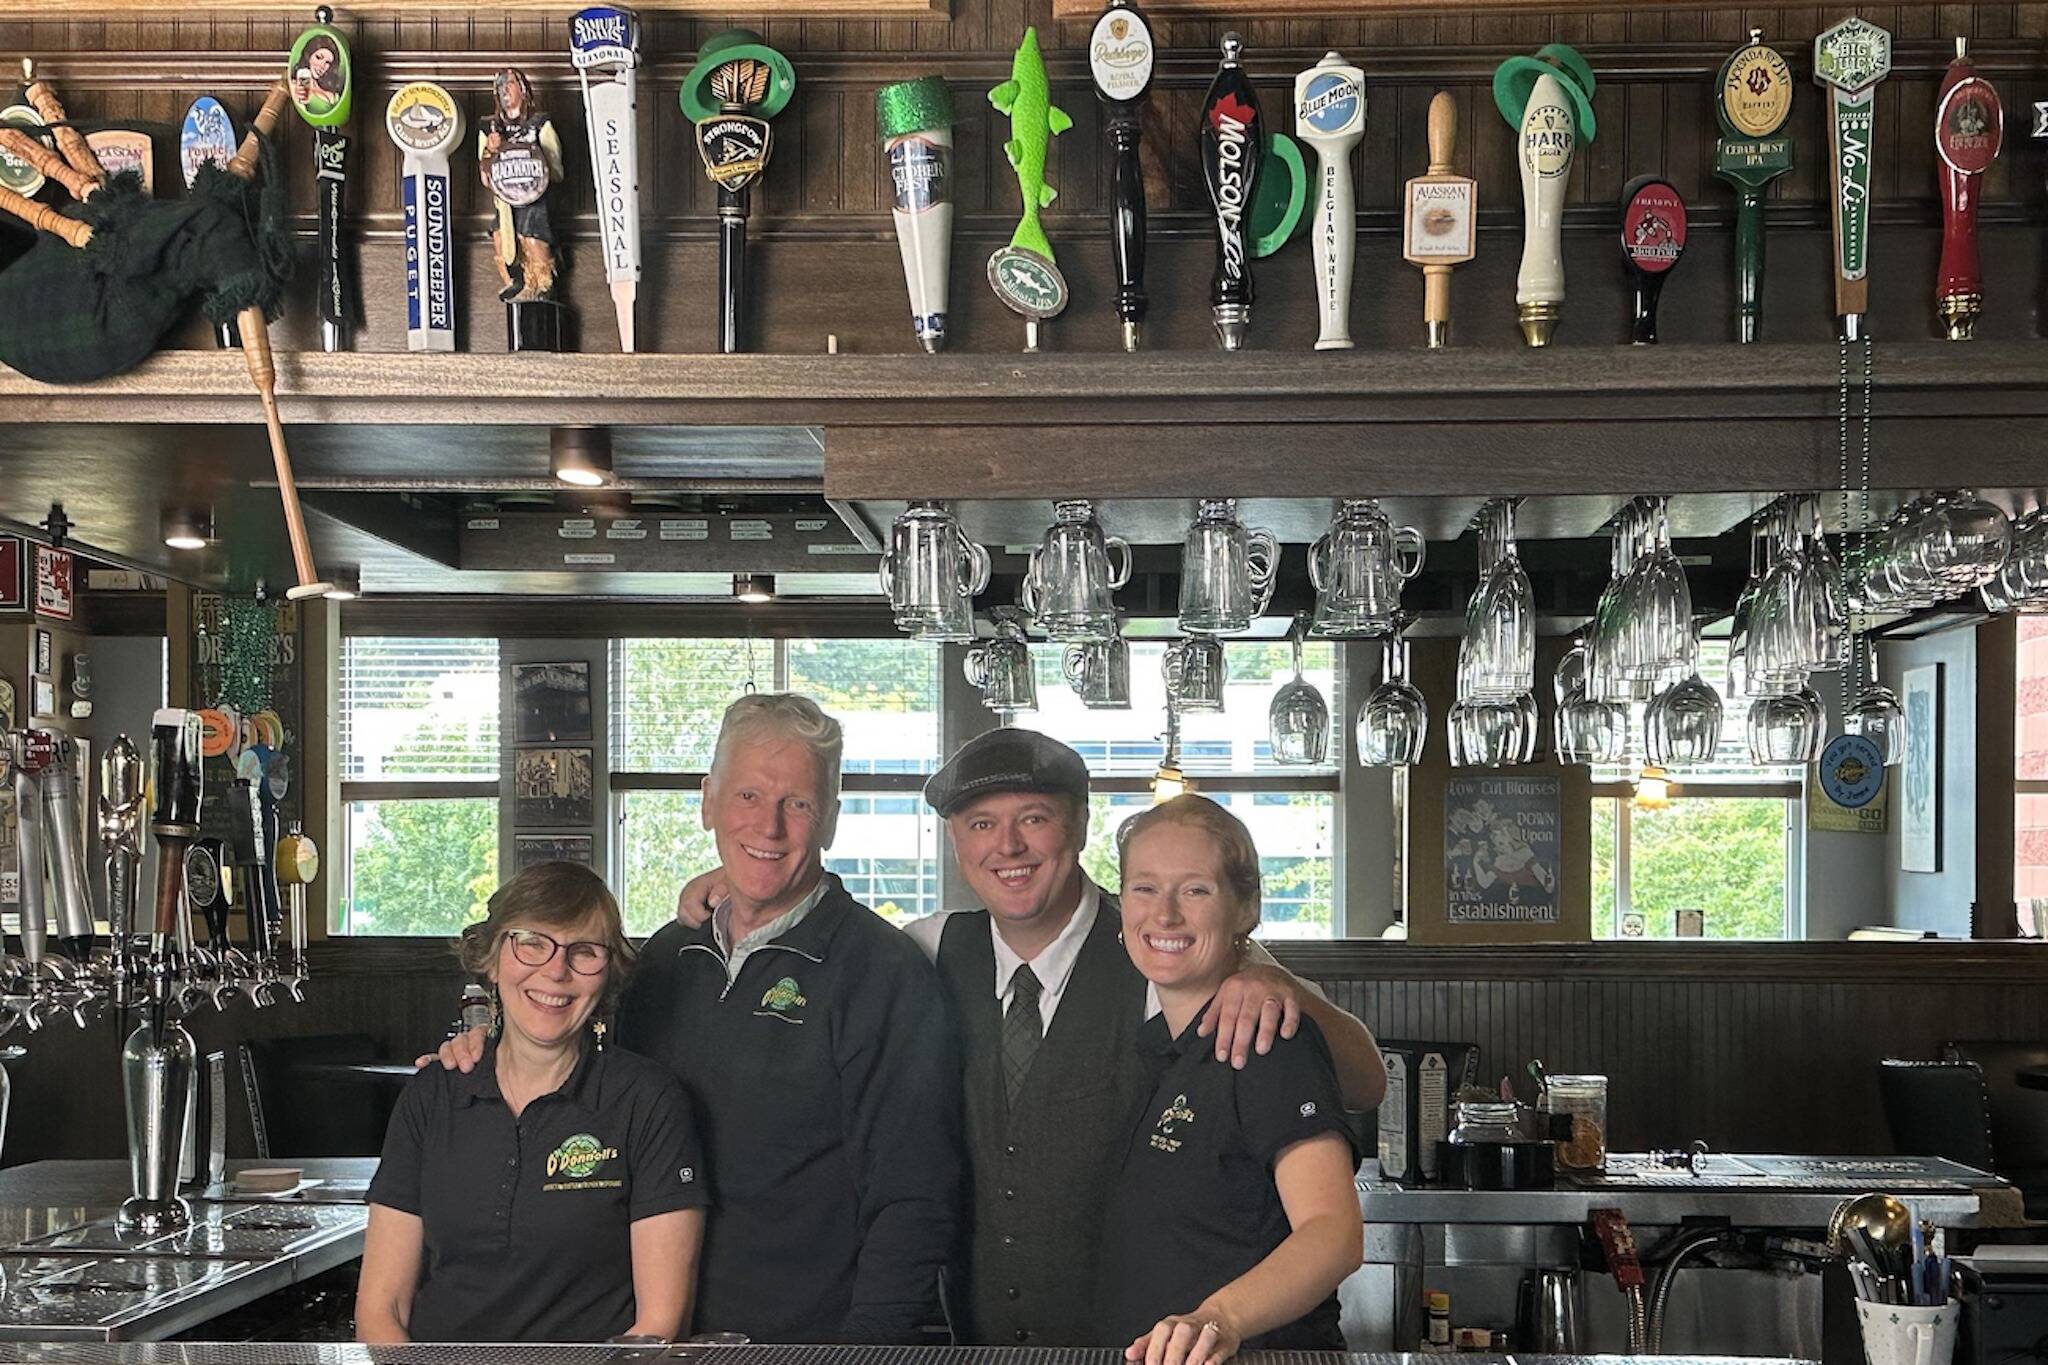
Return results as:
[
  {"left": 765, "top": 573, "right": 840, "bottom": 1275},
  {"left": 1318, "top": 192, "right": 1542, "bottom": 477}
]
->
[{"left": 9, "top": 939, "right": 2044, "bottom": 1167}]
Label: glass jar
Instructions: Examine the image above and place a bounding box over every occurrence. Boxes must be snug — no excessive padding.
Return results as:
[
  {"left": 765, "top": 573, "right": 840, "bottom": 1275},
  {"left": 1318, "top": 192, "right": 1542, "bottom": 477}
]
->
[
  {"left": 1540, "top": 1074, "right": 1608, "bottom": 1172},
  {"left": 1448, "top": 1101, "right": 1524, "bottom": 1146}
]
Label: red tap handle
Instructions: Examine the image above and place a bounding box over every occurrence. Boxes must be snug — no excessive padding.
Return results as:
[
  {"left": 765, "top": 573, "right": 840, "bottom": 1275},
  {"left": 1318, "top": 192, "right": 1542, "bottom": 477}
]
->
[{"left": 1933, "top": 40, "right": 2002, "bottom": 338}]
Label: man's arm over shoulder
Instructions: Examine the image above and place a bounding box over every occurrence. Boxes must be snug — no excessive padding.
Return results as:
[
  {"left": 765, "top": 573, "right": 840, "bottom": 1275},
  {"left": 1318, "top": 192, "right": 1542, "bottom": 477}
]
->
[{"left": 832, "top": 923, "right": 964, "bottom": 1342}]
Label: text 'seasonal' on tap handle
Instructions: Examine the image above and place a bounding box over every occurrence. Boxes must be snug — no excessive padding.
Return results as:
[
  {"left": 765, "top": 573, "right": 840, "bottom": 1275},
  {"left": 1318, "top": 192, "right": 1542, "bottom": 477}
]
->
[
  {"left": 1202, "top": 33, "right": 1263, "bottom": 352},
  {"left": 1091, "top": 0, "right": 1154, "bottom": 352},
  {"left": 1934, "top": 37, "right": 2002, "bottom": 341}
]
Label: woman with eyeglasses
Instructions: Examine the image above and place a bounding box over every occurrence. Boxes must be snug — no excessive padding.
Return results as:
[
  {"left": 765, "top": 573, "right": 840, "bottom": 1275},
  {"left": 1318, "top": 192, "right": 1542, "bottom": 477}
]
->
[{"left": 357, "top": 862, "right": 709, "bottom": 1344}]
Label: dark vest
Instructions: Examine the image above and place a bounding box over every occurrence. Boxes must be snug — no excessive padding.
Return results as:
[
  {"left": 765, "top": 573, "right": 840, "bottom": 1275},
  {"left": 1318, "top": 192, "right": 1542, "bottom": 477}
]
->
[{"left": 936, "top": 897, "right": 1154, "bottom": 1346}]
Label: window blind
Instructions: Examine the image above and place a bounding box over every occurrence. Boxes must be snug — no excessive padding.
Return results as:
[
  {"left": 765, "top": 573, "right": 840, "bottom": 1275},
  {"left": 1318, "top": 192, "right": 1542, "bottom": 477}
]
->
[{"left": 340, "top": 637, "right": 500, "bottom": 781}]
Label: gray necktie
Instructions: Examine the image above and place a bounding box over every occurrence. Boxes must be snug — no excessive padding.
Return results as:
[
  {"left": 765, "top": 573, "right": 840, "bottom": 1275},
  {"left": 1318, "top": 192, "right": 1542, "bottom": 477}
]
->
[{"left": 1002, "top": 964, "right": 1043, "bottom": 1106}]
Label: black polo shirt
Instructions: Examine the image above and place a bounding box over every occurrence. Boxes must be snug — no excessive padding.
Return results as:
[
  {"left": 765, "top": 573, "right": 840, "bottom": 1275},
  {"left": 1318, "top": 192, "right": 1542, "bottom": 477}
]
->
[
  {"left": 1094, "top": 1008, "right": 1359, "bottom": 1351},
  {"left": 367, "top": 1039, "right": 709, "bottom": 1343}
]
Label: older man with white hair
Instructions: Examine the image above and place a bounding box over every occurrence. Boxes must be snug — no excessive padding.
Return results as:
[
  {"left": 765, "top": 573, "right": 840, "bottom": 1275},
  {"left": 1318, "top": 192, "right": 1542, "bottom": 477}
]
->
[{"left": 433, "top": 693, "right": 962, "bottom": 1344}]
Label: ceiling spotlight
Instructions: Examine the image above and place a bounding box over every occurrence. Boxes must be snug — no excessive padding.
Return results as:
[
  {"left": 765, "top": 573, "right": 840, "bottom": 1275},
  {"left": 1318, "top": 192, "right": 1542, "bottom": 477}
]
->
[
  {"left": 551, "top": 426, "right": 614, "bottom": 488},
  {"left": 733, "top": 573, "right": 776, "bottom": 604},
  {"left": 160, "top": 507, "right": 213, "bottom": 551},
  {"left": 322, "top": 567, "right": 363, "bottom": 601}
]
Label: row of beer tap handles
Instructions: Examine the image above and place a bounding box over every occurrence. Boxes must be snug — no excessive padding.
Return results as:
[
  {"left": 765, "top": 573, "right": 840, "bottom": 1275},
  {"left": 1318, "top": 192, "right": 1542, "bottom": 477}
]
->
[
  {"left": 949, "top": 9, "right": 2005, "bottom": 351},
  {"left": 0, "top": 708, "right": 317, "bottom": 1038}
]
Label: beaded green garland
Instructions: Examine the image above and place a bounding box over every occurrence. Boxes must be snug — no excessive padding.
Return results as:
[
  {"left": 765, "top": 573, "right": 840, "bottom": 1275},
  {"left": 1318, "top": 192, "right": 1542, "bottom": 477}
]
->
[{"left": 215, "top": 594, "right": 277, "bottom": 714}]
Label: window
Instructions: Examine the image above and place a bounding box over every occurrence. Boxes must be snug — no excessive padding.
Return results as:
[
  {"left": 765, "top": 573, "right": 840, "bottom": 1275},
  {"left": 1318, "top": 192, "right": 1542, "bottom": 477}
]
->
[
  {"left": 1053, "top": 640, "right": 1341, "bottom": 938},
  {"left": 2016, "top": 617, "right": 2048, "bottom": 935},
  {"left": 338, "top": 638, "right": 500, "bottom": 934},
  {"left": 610, "top": 639, "right": 943, "bottom": 928},
  {"left": 1587, "top": 641, "right": 1799, "bottom": 939}
]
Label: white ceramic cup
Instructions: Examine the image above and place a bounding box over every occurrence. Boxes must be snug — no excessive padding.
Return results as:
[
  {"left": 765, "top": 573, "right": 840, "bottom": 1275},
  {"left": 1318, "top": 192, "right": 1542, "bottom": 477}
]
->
[{"left": 1855, "top": 1299, "right": 1960, "bottom": 1365}]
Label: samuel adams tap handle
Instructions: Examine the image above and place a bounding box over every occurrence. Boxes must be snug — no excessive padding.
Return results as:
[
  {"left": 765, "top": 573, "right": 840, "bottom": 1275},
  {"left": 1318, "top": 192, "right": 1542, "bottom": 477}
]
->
[
  {"left": 1620, "top": 177, "right": 1687, "bottom": 344},
  {"left": 1935, "top": 38, "right": 2002, "bottom": 340},
  {"left": 1091, "top": 1, "right": 1154, "bottom": 352},
  {"left": 1814, "top": 18, "right": 1892, "bottom": 339},
  {"left": 1201, "top": 33, "right": 1263, "bottom": 351}
]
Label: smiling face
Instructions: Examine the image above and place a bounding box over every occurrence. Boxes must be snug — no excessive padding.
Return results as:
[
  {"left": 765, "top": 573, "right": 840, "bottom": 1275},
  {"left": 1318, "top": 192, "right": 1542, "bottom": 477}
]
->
[
  {"left": 490, "top": 908, "right": 609, "bottom": 1050},
  {"left": 948, "top": 790, "right": 1085, "bottom": 931},
  {"left": 1117, "top": 819, "right": 1256, "bottom": 998},
  {"left": 702, "top": 736, "right": 833, "bottom": 917}
]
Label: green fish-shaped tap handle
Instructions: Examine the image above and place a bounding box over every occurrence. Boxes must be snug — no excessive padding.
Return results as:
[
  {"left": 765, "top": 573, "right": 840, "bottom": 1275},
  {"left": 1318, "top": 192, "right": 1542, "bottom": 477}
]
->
[{"left": 987, "top": 26, "right": 1072, "bottom": 348}]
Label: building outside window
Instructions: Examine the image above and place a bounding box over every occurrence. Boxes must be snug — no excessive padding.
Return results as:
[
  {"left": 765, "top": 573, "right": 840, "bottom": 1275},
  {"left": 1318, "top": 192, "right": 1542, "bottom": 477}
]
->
[
  {"left": 2016, "top": 616, "right": 2048, "bottom": 934},
  {"left": 338, "top": 637, "right": 499, "bottom": 935}
]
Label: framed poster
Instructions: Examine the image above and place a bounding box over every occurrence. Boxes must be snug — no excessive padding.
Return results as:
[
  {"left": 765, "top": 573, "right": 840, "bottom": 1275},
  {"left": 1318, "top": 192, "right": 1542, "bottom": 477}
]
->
[
  {"left": 31, "top": 628, "right": 51, "bottom": 677},
  {"left": 0, "top": 537, "right": 24, "bottom": 613},
  {"left": 515, "top": 834, "right": 594, "bottom": 871},
  {"left": 30, "top": 677, "right": 54, "bottom": 719},
  {"left": 1443, "top": 774, "right": 1561, "bottom": 927},
  {"left": 32, "top": 545, "right": 73, "bottom": 620},
  {"left": 1901, "top": 664, "right": 1943, "bottom": 873},
  {"left": 514, "top": 747, "right": 593, "bottom": 827},
  {"left": 511, "top": 661, "right": 593, "bottom": 743}
]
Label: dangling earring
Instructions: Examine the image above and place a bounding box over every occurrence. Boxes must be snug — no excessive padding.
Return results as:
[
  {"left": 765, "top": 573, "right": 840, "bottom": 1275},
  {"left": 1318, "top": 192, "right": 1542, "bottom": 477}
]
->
[
  {"left": 488, "top": 987, "right": 503, "bottom": 1038},
  {"left": 591, "top": 1018, "right": 608, "bottom": 1052}
]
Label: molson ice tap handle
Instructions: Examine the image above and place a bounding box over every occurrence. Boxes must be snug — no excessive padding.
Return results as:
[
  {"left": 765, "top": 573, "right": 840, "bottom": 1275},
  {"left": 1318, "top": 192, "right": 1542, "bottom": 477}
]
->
[
  {"left": 1201, "top": 33, "right": 1262, "bottom": 351},
  {"left": 1403, "top": 92, "right": 1476, "bottom": 349},
  {"left": 1090, "top": 0, "right": 1154, "bottom": 352},
  {"left": 1814, "top": 17, "right": 1892, "bottom": 340},
  {"left": 1295, "top": 52, "right": 1364, "bottom": 350},
  {"left": 1712, "top": 31, "right": 1794, "bottom": 343},
  {"left": 384, "top": 82, "right": 462, "bottom": 353},
  {"left": 1495, "top": 46, "right": 1595, "bottom": 348},
  {"left": 876, "top": 77, "right": 954, "bottom": 353},
  {"left": 1934, "top": 37, "right": 2001, "bottom": 340}
]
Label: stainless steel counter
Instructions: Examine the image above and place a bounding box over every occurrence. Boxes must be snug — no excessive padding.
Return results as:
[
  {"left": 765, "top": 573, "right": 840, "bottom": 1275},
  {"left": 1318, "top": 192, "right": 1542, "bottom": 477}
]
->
[
  {"left": 0, "top": 1348, "right": 1814, "bottom": 1365},
  {"left": 0, "top": 1160, "right": 375, "bottom": 1342}
]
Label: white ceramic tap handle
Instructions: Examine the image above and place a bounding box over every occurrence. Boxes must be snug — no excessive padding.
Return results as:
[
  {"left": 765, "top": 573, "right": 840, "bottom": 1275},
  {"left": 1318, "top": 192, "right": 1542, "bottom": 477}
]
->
[
  {"left": 1515, "top": 71, "right": 1575, "bottom": 346},
  {"left": 1296, "top": 53, "right": 1365, "bottom": 350}
]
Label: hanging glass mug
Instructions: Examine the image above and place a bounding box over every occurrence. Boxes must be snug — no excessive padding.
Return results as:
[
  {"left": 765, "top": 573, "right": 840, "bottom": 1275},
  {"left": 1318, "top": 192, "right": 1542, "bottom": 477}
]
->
[
  {"left": 1019, "top": 500, "right": 1132, "bottom": 642},
  {"left": 964, "top": 608, "right": 1038, "bottom": 715},
  {"left": 1309, "top": 499, "right": 1426, "bottom": 637},
  {"left": 1179, "top": 498, "right": 1278, "bottom": 635},
  {"left": 878, "top": 502, "right": 991, "bottom": 643},
  {"left": 1163, "top": 636, "right": 1228, "bottom": 713},
  {"left": 1064, "top": 626, "right": 1131, "bottom": 710}
]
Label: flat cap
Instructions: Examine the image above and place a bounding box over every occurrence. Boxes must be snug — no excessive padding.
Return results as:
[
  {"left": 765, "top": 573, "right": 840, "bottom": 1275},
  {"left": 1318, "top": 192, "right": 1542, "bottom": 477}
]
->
[{"left": 923, "top": 727, "right": 1090, "bottom": 816}]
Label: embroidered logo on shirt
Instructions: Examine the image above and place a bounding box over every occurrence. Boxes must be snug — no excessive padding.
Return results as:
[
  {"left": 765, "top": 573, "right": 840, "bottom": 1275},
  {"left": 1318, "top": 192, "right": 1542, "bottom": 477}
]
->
[
  {"left": 546, "top": 1132, "right": 619, "bottom": 1180},
  {"left": 756, "top": 975, "right": 808, "bottom": 1022},
  {"left": 1150, "top": 1093, "right": 1195, "bottom": 1153},
  {"left": 1300, "top": 1102, "right": 1318, "bottom": 1118}
]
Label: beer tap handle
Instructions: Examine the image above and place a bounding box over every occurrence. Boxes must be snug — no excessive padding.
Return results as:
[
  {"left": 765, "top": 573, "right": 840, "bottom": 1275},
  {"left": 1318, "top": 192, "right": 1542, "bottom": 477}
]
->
[
  {"left": 686, "top": 41, "right": 790, "bottom": 356},
  {"left": 1620, "top": 177, "right": 1687, "bottom": 345},
  {"left": 1513, "top": 74, "right": 1574, "bottom": 346},
  {"left": 1403, "top": 92, "right": 1476, "bottom": 349},
  {"left": 1297, "top": 52, "right": 1365, "bottom": 351},
  {"left": 289, "top": 9, "right": 355, "bottom": 351},
  {"left": 1201, "top": 33, "right": 1263, "bottom": 351},
  {"left": 1814, "top": 18, "right": 1892, "bottom": 339},
  {"left": 100, "top": 736, "right": 144, "bottom": 953},
  {"left": 1092, "top": 1, "right": 1154, "bottom": 352},
  {"left": 718, "top": 179, "right": 747, "bottom": 355},
  {"left": 12, "top": 746, "right": 47, "bottom": 969},
  {"left": 1934, "top": 37, "right": 2001, "bottom": 340},
  {"left": 40, "top": 734, "right": 98, "bottom": 964},
  {"left": 1712, "top": 31, "right": 1793, "bottom": 344}
]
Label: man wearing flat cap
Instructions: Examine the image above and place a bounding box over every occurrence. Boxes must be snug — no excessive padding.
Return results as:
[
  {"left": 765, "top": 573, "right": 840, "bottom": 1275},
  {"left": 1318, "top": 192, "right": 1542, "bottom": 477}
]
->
[
  {"left": 904, "top": 727, "right": 1385, "bottom": 1346},
  {"left": 682, "top": 725, "right": 1384, "bottom": 1344}
]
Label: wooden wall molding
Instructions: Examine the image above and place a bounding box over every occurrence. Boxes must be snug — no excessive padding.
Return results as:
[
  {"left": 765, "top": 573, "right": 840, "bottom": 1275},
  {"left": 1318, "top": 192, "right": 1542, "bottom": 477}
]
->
[
  {"left": 1053, "top": 0, "right": 1986, "bottom": 15},
  {"left": 7, "top": 0, "right": 946, "bottom": 14}
]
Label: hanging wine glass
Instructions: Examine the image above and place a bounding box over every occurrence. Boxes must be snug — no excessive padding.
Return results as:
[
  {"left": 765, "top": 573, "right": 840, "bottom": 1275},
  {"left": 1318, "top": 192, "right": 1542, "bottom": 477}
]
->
[
  {"left": 1843, "top": 636, "right": 1906, "bottom": 766},
  {"left": 1747, "top": 684, "right": 1824, "bottom": 766},
  {"left": 1644, "top": 664, "right": 1724, "bottom": 768},
  {"left": 1357, "top": 623, "right": 1428, "bottom": 768},
  {"left": 1269, "top": 613, "right": 1330, "bottom": 765},
  {"left": 1458, "top": 500, "right": 1534, "bottom": 702}
]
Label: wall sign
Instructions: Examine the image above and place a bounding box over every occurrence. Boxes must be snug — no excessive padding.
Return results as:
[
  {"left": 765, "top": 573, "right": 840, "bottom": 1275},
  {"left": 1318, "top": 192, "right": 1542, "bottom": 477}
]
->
[
  {"left": 32, "top": 545, "right": 72, "bottom": 620},
  {"left": 0, "top": 537, "right": 25, "bottom": 613},
  {"left": 1443, "top": 774, "right": 1561, "bottom": 926},
  {"left": 1901, "top": 664, "right": 1943, "bottom": 872},
  {"left": 1809, "top": 733, "right": 1888, "bottom": 835}
]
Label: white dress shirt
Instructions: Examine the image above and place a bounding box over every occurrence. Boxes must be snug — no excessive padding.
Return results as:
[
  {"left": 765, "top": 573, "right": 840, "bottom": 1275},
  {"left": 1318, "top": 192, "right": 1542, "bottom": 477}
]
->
[{"left": 714, "top": 876, "right": 830, "bottom": 984}]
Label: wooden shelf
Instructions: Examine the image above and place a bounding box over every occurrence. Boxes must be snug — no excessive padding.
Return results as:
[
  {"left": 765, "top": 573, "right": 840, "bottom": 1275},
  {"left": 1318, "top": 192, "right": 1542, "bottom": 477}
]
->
[
  {"left": 1051, "top": 0, "right": 1961, "bottom": 15},
  {"left": 3, "top": 0, "right": 944, "bottom": 13},
  {"left": 4, "top": 342, "right": 2045, "bottom": 502}
]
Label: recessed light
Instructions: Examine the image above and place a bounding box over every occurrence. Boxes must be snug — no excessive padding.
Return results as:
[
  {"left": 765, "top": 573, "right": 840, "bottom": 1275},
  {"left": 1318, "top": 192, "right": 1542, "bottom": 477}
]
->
[
  {"left": 733, "top": 573, "right": 775, "bottom": 604},
  {"left": 551, "top": 427, "right": 614, "bottom": 488},
  {"left": 160, "top": 507, "right": 213, "bottom": 551}
]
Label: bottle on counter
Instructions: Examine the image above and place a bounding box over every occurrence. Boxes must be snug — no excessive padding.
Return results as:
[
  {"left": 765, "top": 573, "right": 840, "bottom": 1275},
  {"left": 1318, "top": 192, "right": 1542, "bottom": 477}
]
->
[
  {"left": 1424, "top": 1290, "right": 1452, "bottom": 1352},
  {"left": 459, "top": 983, "right": 492, "bottom": 1037}
]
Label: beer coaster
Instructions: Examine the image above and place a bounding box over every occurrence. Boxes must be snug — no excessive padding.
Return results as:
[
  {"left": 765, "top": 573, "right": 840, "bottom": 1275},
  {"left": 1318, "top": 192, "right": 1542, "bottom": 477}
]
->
[{"left": 233, "top": 1167, "right": 303, "bottom": 1194}]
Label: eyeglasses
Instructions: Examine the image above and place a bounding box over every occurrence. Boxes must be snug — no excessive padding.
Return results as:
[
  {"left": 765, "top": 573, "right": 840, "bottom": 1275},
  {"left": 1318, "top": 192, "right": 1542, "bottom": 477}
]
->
[{"left": 505, "top": 928, "right": 611, "bottom": 976}]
